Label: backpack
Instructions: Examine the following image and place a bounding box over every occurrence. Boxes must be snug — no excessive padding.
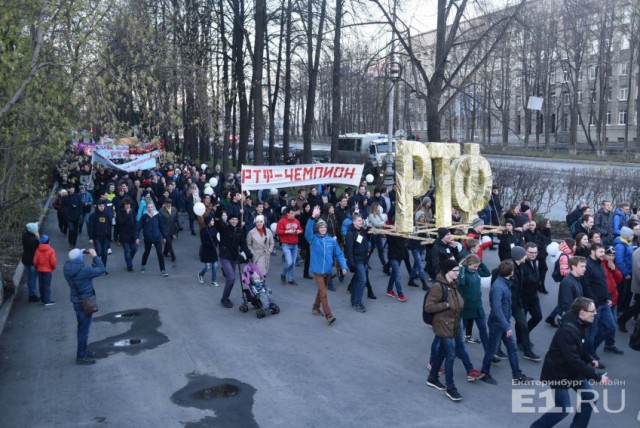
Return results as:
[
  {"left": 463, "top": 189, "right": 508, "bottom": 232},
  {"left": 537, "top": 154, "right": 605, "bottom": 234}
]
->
[
  {"left": 551, "top": 254, "right": 568, "bottom": 282},
  {"left": 569, "top": 221, "right": 578, "bottom": 237},
  {"left": 630, "top": 321, "right": 640, "bottom": 351},
  {"left": 422, "top": 283, "right": 448, "bottom": 325}
]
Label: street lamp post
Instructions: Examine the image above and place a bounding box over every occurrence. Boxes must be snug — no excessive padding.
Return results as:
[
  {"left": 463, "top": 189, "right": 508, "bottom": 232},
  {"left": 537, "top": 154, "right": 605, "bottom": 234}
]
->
[{"left": 384, "top": 0, "right": 400, "bottom": 191}]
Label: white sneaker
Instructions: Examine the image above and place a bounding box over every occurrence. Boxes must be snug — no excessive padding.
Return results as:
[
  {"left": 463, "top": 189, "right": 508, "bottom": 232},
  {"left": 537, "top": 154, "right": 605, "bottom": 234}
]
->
[
  {"left": 107, "top": 248, "right": 112, "bottom": 255},
  {"left": 198, "top": 273, "right": 204, "bottom": 284},
  {"left": 212, "top": 281, "right": 220, "bottom": 287}
]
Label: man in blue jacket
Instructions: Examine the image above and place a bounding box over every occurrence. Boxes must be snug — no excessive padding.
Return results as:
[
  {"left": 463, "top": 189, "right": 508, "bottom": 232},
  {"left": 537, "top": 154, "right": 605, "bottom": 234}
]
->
[
  {"left": 306, "top": 206, "right": 348, "bottom": 325},
  {"left": 63, "top": 248, "right": 105, "bottom": 365},
  {"left": 135, "top": 201, "right": 168, "bottom": 276}
]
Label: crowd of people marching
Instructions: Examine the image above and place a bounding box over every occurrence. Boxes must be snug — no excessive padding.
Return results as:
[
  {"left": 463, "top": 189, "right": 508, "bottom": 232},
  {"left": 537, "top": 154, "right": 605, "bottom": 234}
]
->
[{"left": 21, "top": 148, "right": 638, "bottom": 426}]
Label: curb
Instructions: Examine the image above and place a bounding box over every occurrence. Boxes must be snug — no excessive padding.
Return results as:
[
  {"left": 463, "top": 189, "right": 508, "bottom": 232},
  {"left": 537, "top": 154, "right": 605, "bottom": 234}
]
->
[{"left": 0, "top": 185, "right": 57, "bottom": 337}]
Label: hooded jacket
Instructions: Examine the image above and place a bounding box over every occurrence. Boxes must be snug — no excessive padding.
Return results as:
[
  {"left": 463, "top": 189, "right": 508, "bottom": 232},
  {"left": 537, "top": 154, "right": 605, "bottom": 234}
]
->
[
  {"left": 345, "top": 223, "right": 369, "bottom": 267},
  {"left": 613, "top": 236, "right": 633, "bottom": 276},
  {"left": 489, "top": 275, "right": 513, "bottom": 332},
  {"left": 458, "top": 262, "right": 491, "bottom": 320},
  {"left": 602, "top": 260, "right": 622, "bottom": 306},
  {"left": 88, "top": 209, "right": 113, "bottom": 240},
  {"left": 540, "top": 312, "right": 602, "bottom": 386},
  {"left": 33, "top": 243, "right": 57, "bottom": 272},
  {"left": 612, "top": 208, "right": 629, "bottom": 238},
  {"left": 425, "top": 273, "right": 464, "bottom": 338},
  {"left": 594, "top": 207, "right": 613, "bottom": 244},
  {"left": 135, "top": 210, "right": 168, "bottom": 242},
  {"left": 305, "top": 218, "right": 347, "bottom": 275},
  {"left": 22, "top": 231, "right": 39, "bottom": 266},
  {"left": 63, "top": 256, "right": 105, "bottom": 304},
  {"left": 583, "top": 256, "right": 611, "bottom": 305}
]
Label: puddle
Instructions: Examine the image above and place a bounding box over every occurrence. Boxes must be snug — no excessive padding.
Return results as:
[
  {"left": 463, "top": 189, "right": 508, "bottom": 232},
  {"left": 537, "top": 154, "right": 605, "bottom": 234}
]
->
[
  {"left": 115, "top": 312, "right": 142, "bottom": 318},
  {"left": 113, "top": 338, "right": 143, "bottom": 347},
  {"left": 192, "top": 384, "right": 239, "bottom": 399}
]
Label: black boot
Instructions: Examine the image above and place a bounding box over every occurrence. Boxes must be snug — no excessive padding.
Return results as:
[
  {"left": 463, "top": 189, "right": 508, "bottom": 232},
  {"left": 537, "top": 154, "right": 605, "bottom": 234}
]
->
[
  {"left": 421, "top": 279, "right": 429, "bottom": 290},
  {"left": 367, "top": 284, "right": 377, "bottom": 299},
  {"left": 408, "top": 277, "right": 419, "bottom": 287}
]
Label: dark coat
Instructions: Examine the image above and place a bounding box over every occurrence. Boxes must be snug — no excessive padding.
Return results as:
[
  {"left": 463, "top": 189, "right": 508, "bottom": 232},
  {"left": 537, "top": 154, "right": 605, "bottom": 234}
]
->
[
  {"left": 594, "top": 208, "right": 614, "bottom": 245},
  {"left": 430, "top": 239, "right": 459, "bottom": 277},
  {"left": 386, "top": 235, "right": 408, "bottom": 261},
  {"left": 116, "top": 209, "right": 137, "bottom": 243},
  {"left": 540, "top": 312, "right": 602, "bottom": 386},
  {"left": 62, "top": 193, "right": 83, "bottom": 221},
  {"left": 345, "top": 224, "right": 369, "bottom": 267},
  {"left": 218, "top": 222, "right": 249, "bottom": 262},
  {"left": 22, "top": 231, "right": 39, "bottom": 266},
  {"left": 88, "top": 210, "right": 113, "bottom": 240},
  {"left": 199, "top": 225, "right": 218, "bottom": 263},
  {"left": 498, "top": 231, "right": 523, "bottom": 261},
  {"left": 583, "top": 256, "right": 610, "bottom": 305},
  {"left": 425, "top": 273, "right": 464, "bottom": 338},
  {"left": 135, "top": 211, "right": 167, "bottom": 242},
  {"left": 458, "top": 262, "right": 490, "bottom": 319},
  {"left": 520, "top": 259, "right": 540, "bottom": 302},
  {"left": 558, "top": 273, "right": 584, "bottom": 316}
]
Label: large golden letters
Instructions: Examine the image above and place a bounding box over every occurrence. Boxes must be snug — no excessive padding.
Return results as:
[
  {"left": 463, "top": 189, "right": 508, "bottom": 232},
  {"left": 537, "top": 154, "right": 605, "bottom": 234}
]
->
[{"left": 394, "top": 141, "right": 492, "bottom": 233}]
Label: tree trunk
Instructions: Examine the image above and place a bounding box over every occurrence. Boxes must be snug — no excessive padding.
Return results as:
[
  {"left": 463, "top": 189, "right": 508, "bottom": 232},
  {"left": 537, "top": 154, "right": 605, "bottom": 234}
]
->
[
  {"left": 252, "top": 0, "right": 266, "bottom": 165},
  {"left": 282, "top": 0, "right": 293, "bottom": 162},
  {"left": 330, "top": 0, "right": 342, "bottom": 162}
]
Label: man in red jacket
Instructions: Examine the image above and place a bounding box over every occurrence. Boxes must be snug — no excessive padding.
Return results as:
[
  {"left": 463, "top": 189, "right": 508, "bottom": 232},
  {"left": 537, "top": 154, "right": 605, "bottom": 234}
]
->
[
  {"left": 276, "top": 207, "right": 303, "bottom": 285},
  {"left": 33, "top": 235, "right": 57, "bottom": 306}
]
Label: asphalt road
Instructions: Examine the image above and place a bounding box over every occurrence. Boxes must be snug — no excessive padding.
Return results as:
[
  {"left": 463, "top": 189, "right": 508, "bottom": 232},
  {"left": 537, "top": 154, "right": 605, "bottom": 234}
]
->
[{"left": 0, "top": 211, "right": 639, "bottom": 427}]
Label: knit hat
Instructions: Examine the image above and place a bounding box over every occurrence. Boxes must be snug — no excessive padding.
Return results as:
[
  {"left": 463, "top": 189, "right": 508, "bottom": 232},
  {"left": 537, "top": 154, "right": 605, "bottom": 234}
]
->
[
  {"left": 415, "top": 210, "right": 426, "bottom": 224},
  {"left": 39, "top": 235, "right": 49, "bottom": 244},
  {"left": 441, "top": 259, "right": 459, "bottom": 275},
  {"left": 315, "top": 219, "right": 327, "bottom": 232},
  {"left": 511, "top": 246, "right": 526, "bottom": 261},
  {"left": 505, "top": 218, "right": 515, "bottom": 227},
  {"left": 438, "top": 227, "right": 451, "bottom": 240},
  {"left": 471, "top": 218, "right": 484, "bottom": 229},
  {"left": 605, "top": 246, "right": 615, "bottom": 255},
  {"left": 26, "top": 222, "right": 39, "bottom": 234},
  {"left": 164, "top": 197, "right": 172, "bottom": 204},
  {"left": 621, "top": 226, "right": 634, "bottom": 240},
  {"left": 68, "top": 248, "right": 83, "bottom": 261}
]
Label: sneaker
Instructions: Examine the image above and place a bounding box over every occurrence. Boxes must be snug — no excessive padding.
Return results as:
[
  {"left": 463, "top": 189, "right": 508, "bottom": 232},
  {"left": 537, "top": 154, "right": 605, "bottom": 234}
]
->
[
  {"left": 107, "top": 248, "right": 112, "bottom": 255},
  {"left": 327, "top": 316, "right": 336, "bottom": 325},
  {"left": 103, "top": 271, "right": 109, "bottom": 275},
  {"left": 446, "top": 387, "right": 462, "bottom": 401},
  {"left": 397, "top": 294, "right": 407, "bottom": 302},
  {"left": 545, "top": 316, "right": 559, "bottom": 328},
  {"left": 140, "top": 266, "right": 146, "bottom": 273},
  {"left": 523, "top": 350, "right": 541, "bottom": 362},
  {"left": 407, "top": 278, "right": 419, "bottom": 287},
  {"left": 28, "top": 295, "right": 40, "bottom": 303},
  {"left": 43, "top": 301, "right": 56, "bottom": 307},
  {"left": 466, "top": 369, "right": 485, "bottom": 382},
  {"left": 327, "top": 284, "right": 336, "bottom": 291},
  {"left": 595, "top": 361, "right": 606, "bottom": 370},
  {"left": 465, "top": 336, "right": 481, "bottom": 344},
  {"left": 618, "top": 318, "right": 628, "bottom": 333},
  {"left": 288, "top": 280, "right": 298, "bottom": 286},
  {"left": 76, "top": 357, "right": 96, "bottom": 365},
  {"left": 220, "top": 299, "right": 233, "bottom": 309},
  {"left": 87, "top": 351, "right": 97, "bottom": 358},
  {"left": 383, "top": 267, "right": 391, "bottom": 276},
  {"left": 280, "top": 274, "right": 286, "bottom": 284},
  {"left": 481, "top": 374, "right": 498, "bottom": 385},
  {"left": 426, "top": 377, "right": 446, "bottom": 391},
  {"left": 127, "top": 266, "right": 134, "bottom": 272},
  {"left": 312, "top": 308, "right": 325, "bottom": 317},
  {"left": 386, "top": 290, "right": 398, "bottom": 298},
  {"left": 513, "top": 373, "right": 534, "bottom": 384},
  {"left": 198, "top": 273, "right": 204, "bottom": 284},
  {"left": 494, "top": 350, "right": 508, "bottom": 360},
  {"left": 161, "top": 270, "right": 169, "bottom": 277},
  {"left": 427, "top": 363, "right": 445, "bottom": 375},
  {"left": 212, "top": 281, "right": 220, "bottom": 287},
  {"left": 352, "top": 304, "right": 367, "bottom": 313},
  {"left": 604, "top": 346, "right": 624, "bottom": 355},
  {"left": 491, "top": 356, "right": 502, "bottom": 363}
]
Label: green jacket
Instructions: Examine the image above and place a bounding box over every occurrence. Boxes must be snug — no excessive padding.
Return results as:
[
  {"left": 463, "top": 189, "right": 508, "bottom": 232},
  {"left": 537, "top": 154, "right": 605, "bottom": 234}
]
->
[{"left": 458, "top": 262, "right": 491, "bottom": 320}]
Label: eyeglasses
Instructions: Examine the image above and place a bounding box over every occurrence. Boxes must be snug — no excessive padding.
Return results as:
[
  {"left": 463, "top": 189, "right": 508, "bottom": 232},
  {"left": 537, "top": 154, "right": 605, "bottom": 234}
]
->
[{"left": 451, "top": 269, "right": 460, "bottom": 272}]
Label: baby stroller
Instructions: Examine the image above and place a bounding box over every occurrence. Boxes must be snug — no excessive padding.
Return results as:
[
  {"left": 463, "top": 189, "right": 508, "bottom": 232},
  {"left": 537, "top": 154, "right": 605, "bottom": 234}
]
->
[{"left": 239, "top": 262, "right": 280, "bottom": 318}]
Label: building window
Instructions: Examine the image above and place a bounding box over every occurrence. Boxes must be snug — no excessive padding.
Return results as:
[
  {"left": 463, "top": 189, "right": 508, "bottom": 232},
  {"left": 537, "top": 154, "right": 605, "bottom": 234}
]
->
[
  {"left": 606, "top": 111, "right": 611, "bottom": 125},
  {"left": 607, "top": 89, "right": 612, "bottom": 102},
  {"left": 620, "top": 87, "right": 628, "bottom": 101},
  {"left": 621, "top": 35, "right": 630, "bottom": 50},
  {"left": 563, "top": 70, "right": 570, "bottom": 82},
  {"left": 563, "top": 93, "right": 570, "bottom": 104},
  {"left": 620, "top": 62, "right": 629, "bottom": 76},
  {"left": 578, "top": 70, "right": 583, "bottom": 81},
  {"left": 550, "top": 71, "right": 556, "bottom": 83},
  {"left": 562, "top": 115, "right": 569, "bottom": 131},
  {"left": 589, "top": 114, "right": 596, "bottom": 126},
  {"left": 551, "top": 95, "right": 558, "bottom": 105},
  {"left": 578, "top": 90, "right": 582, "bottom": 103},
  {"left": 589, "top": 66, "right": 596, "bottom": 79},
  {"left": 620, "top": 110, "right": 627, "bottom": 125},
  {"left": 591, "top": 91, "right": 597, "bottom": 102}
]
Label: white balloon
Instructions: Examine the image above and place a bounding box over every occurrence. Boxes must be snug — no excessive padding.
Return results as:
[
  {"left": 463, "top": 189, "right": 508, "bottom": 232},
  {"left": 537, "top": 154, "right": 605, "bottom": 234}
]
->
[
  {"left": 200, "top": 163, "right": 208, "bottom": 171},
  {"left": 193, "top": 202, "right": 206, "bottom": 216},
  {"left": 270, "top": 223, "right": 277, "bottom": 234},
  {"left": 481, "top": 236, "right": 492, "bottom": 244},
  {"left": 366, "top": 174, "right": 374, "bottom": 183},
  {"left": 480, "top": 276, "right": 491, "bottom": 289},
  {"left": 204, "top": 187, "right": 214, "bottom": 196},
  {"left": 244, "top": 190, "right": 250, "bottom": 197},
  {"left": 546, "top": 241, "right": 561, "bottom": 262},
  {"left": 209, "top": 177, "right": 219, "bottom": 187},
  {"left": 270, "top": 188, "right": 278, "bottom": 195}
]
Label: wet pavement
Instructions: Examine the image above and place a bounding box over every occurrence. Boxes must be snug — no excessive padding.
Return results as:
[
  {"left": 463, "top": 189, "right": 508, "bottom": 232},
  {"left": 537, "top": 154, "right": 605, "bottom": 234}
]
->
[{"left": 0, "top": 210, "right": 639, "bottom": 427}]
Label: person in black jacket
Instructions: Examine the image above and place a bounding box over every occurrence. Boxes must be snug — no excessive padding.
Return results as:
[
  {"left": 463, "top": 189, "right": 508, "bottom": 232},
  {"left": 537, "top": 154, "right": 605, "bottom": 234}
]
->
[
  {"left": 429, "top": 228, "right": 460, "bottom": 280},
  {"left": 159, "top": 198, "right": 180, "bottom": 262},
  {"left": 557, "top": 256, "right": 585, "bottom": 317},
  {"left": 198, "top": 214, "right": 219, "bottom": 287},
  {"left": 345, "top": 214, "right": 369, "bottom": 312},
  {"left": 530, "top": 297, "right": 609, "bottom": 428},
  {"left": 135, "top": 201, "right": 168, "bottom": 276},
  {"left": 88, "top": 199, "right": 113, "bottom": 273},
  {"left": 520, "top": 243, "right": 542, "bottom": 338},
  {"left": 62, "top": 186, "right": 83, "bottom": 248},
  {"left": 116, "top": 199, "right": 137, "bottom": 272},
  {"left": 582, "top": 244, "right": 618, "bottom": 361},
  {"left": 498, "top": 219, "right": 524, "bottom": 261},
  {"left": 386, "top": 231, "right": 408, "bottom": 302},
  {"left": 218, "top": 213, "right": 251, "bottom": 308},
  {"left": 22, "top": 222, "right": 41, "bottom": 302}
]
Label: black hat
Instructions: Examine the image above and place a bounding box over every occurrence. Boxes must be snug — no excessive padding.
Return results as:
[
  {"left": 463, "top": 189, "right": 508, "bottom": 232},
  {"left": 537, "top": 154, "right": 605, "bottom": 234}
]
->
[
  {"left": 441, "top": 259, "right": 459, "bottom": 275},
  {"left": 605, "top": 246, "right": 615, "bottom": 255},
  {"left": 505, "top": 218, "right": 515, "bottom": 227},
  {"left": 164, "top": 197, "right": 173, "bottom": 204},
  {"left": 438, "top": 227, "right": 451, "bottom": 239}
]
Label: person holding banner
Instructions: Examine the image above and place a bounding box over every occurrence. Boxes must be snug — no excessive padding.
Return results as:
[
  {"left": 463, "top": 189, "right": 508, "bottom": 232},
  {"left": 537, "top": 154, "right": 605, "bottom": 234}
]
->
[{"left": 276, "top": 208, "right": 303, "bottom": 285}]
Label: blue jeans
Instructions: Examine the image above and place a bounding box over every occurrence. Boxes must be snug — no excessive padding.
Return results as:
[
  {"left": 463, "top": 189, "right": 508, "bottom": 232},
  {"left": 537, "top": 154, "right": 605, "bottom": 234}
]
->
[
  {"left": 371, "top": 235, "right": 387, "bottom": 266},
  {"left": 429, "top": 323, "right": 474, "bottom": 388},
  {"left": 588, "top": 304, "right": 616, "bottom": 358},
  {"left": 26, "top": 265, "right": 38, "bottom": 297},
  {"left": 482, "top": 318, "right": 522, "bottom": 377},
  {"left": 200, "top": 262, "right": 219, "bottom": 283},
  {"left": 386, "top": 259, "right": 403, "bottom": 295},
  {"left": 94, "top": 237, "right": 109, "bottom": 267},
  {"left": 464, "top": 315, "right": 490, "bottom": 355},
  {"left": 80, "top": 212, "right": 91, "bottom": 234},
  {"left": 73, "top": 302, "right": 93, "bottom": 359},
  {"left": 410, "top": 249, "right": 425, "bottom": 280},
  {"left": 530, "top": 380, "right": 597, "bottom": 428},
  {"left": 38, "top": 272, "right": 53, "bottom": 303},
  {"left": 122, "top": 242, "right": 138, "bottom": 269},
  {"left": 281, "top": 244, "right": 298, "bottom": 281},
  {"left": 350, "top": 263, "right": 366, "bottom": 306}
]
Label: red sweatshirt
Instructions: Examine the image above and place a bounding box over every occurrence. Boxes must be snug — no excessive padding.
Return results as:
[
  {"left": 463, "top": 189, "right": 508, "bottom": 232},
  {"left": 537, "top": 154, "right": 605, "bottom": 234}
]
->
[
  {"left": 602, "top": 260, "right": 623, "bottom": 306},
  {"left": 276, "top": 217, "right": 302, "bottom": 245}
]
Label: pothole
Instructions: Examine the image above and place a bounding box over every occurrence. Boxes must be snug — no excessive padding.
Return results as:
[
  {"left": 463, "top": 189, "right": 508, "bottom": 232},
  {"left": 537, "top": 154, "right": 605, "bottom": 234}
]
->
[
  {"left": 115, "top": 312, "right": 142, "bottom": 318},
  {"left": 113, "top": 338, "right": 142, "bottom": 346},
  {"left": 192, "top": 384, "right": 239, "bottom": 399}
]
